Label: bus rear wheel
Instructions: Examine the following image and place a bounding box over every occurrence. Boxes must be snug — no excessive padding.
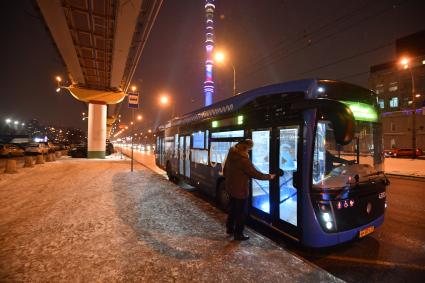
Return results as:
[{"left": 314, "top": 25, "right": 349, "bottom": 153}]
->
[{"left": 216, "top": 181, "right": 229, "bottom": 211}]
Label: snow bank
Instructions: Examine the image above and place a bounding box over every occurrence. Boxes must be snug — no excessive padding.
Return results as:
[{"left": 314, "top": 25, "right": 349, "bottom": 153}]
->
[{"left": 384, "top": 158, "right": 425, "bottom": 178}]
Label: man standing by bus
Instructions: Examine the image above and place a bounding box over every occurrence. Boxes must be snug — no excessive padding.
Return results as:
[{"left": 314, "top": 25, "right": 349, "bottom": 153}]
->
[{"left": 223, "top": 139, "right": 275, "bottom": 241}]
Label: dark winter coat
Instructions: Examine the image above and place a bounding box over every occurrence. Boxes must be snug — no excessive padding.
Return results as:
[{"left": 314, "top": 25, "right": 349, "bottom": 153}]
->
[{"left": 223, "top": 146, "right": 270, "bottom": 199}]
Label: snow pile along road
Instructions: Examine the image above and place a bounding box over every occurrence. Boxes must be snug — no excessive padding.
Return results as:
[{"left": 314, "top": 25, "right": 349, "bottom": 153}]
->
[{"left": 384, "top": 158, "right": 425, "bottom": 178}]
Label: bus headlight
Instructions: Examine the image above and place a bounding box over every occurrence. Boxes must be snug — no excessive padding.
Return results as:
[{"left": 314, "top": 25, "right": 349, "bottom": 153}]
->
[
  {"left": 317, "top": 203, "right": 336, "bottom": 231},
  {"left": 322, "top": 212, "right": 331, "bottom": 222}
]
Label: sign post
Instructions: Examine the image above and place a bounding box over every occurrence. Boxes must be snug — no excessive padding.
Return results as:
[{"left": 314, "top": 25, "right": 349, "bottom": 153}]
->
[{"left": 128, "top": 92, "right": 139, "bottom": 172}]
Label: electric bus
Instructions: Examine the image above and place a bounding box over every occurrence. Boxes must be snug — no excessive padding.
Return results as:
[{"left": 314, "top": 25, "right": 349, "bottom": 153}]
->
[{"left": 155, "top": 79, "right": 389, "bottom": 247}]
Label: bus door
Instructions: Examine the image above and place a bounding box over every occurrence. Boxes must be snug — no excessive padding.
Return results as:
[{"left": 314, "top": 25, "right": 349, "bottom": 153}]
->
[
  {"left": 179, "top": 136, "right": 184, "bottom": 175},
  {"left": 272, "top": 125, "right": 301, "bottom": 237},
  {"left": 184, "top": 136, "right": 191, "bottom": 178},
  {"left": 250, "top": 129, "right": 272, "bottom": 222}
]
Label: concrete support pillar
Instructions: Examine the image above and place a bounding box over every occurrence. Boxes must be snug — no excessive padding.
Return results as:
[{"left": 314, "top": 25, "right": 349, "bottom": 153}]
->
[
  {"left": 23, "top": 156, "right": 34, "bottom": 168},
  {"left": 4, "top": 159, "right": 17, "bottom": 173},
  {"left": 88, "top": 102, "right": 107, "bottom": 159}
]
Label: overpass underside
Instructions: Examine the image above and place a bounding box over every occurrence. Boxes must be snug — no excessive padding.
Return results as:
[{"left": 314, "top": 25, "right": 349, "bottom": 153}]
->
[{"left": 37, "top": 0, "right": 163, "bottom": 158}]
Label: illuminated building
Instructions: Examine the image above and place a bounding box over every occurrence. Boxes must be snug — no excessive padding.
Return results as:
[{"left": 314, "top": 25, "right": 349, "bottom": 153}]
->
[
  {"left": 204, "top": 0, "right": 215, "bottom": 106},
  {"left": 368, "top": 30, "right": 425, "bottom": 150}
]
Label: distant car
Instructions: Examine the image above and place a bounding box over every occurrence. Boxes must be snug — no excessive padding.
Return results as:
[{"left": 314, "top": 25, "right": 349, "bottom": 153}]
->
[
  {"left": 383, "top": 149, "right": 397, "bottom": 158},
  {"left": 385, "top": 148, "right": 423, "bottom": 158},
  {"left": 394, "top": 148, "right": 423, "bottom": 158},
  {"left": 69, "top": 144, "right": 87, "bottom": 158},
  {"left": 25, "top": 143, "right": 49, "bottom": 155},
  {"left": 106, "top": 142, "right": 114, "bottom": 156},
  {"left": 0, "top": 144, "right": 25, "bottom": 157},
  {"left": 69, "top": 143, "right": 115, "bottom": 158},
  {"left": 44, "top": 142, "right": 56, "bottom": 153},
  {"left": 52, "top": 143, "right": 63, "bottom": 151}
]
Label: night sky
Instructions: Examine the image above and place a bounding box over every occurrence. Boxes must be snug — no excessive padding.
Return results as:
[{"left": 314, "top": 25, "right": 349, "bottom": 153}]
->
[{"left": 1, "top": 0, "right": 425, "bottom": 133}]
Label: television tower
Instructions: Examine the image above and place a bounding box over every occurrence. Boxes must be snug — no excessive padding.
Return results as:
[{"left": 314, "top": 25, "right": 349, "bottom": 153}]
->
[{"left": 204, "top": 0, "right": 215, "bottom": 106}]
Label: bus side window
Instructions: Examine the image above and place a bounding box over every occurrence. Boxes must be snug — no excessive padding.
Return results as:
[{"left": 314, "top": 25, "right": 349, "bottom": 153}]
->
[{"left": 210, "top": 141, "right": 238, "bottom": 167}]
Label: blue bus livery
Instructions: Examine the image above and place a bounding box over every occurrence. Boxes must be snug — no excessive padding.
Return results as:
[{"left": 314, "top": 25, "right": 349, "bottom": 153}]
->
[{"left": 155, "top": 79, "right": 389, "bottom": 247}]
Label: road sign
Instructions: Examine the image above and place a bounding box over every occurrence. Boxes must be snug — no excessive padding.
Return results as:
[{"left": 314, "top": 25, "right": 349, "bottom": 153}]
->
[{"left": 128, "top": 92, "right": 139, "bottom": 109}]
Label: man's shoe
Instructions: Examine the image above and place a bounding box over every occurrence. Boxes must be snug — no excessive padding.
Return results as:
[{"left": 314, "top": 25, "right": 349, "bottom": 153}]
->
[{"left": 234, "top": 234, "right": 249, "bottom": 241}]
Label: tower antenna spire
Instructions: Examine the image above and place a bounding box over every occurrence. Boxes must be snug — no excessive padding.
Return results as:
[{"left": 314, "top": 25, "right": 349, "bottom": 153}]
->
[{"left": 204, "top": 0, "right": 215, "bottom": 106}]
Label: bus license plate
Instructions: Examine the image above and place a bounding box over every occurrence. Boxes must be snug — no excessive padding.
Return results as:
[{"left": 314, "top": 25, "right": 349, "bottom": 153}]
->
[{"left": 359, "top": 226, "right": 374, "bottom": 238}]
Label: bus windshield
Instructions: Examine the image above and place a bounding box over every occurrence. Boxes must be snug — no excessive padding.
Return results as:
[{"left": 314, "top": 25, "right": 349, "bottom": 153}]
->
[{"left": 312, "top": 120, "right": 384, "bottom": 189}]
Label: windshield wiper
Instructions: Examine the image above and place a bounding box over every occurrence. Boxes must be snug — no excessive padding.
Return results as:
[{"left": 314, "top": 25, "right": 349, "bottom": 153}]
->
[{"left": 363, "top": 171, "right": 385, "bottom": 178}]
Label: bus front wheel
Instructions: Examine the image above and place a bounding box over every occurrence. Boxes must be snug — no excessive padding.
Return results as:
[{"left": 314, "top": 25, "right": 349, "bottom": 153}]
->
[{"left": 216, "top": 181, "right": 229, "bottom": 212}]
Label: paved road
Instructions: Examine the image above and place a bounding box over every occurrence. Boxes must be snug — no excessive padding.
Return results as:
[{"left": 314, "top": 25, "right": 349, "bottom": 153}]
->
[
  {"left": 126, "top": 149, "right": 425, "bottom": 283},
  {"left": 292, "top": 177, "right": 425, "bottom": 283}
]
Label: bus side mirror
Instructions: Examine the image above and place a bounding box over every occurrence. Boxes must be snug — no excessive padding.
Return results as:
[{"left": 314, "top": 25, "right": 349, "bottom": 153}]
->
[
  {"left": 319, "top": 101, "right": 355, "bottom": 145},
  {"left": 292, "top": 99, "right": 355, "bottom": 145}
]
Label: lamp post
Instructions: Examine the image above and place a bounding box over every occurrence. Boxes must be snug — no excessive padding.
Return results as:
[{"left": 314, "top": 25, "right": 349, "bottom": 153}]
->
[
  {"left": 82, "top": 112, "right": 89, "bottom": 121},
  {"left": 130, "top": 85, "right": 138, "bottom": 172},
  {"left": 159, "top": 94, "right": 175, "bottom": 119},
  {"left": 400, "top": 57, "right": 418, "bottom": 159},
  {"left": 214, "top": 51, "right": 236, "bottom": 96}
]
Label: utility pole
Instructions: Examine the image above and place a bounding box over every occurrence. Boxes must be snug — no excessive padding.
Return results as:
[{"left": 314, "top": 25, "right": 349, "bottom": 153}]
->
[
  {"left": 409, "top": 68, "right": 417, "bottom": 159},
  {"left": 127, "top": 86, "right": 139, "bottom": 171},
  {"left": 131, "top": 109, "right": 134, "bottom": 172}
]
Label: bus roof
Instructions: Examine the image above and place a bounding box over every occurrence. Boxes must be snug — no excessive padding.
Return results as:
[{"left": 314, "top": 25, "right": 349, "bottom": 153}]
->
[{"left": 161, "top": 79, "right": 375, "bottom": 129}]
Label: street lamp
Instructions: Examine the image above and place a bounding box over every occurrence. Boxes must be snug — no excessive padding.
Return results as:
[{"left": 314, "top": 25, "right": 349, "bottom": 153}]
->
[
  {"left": 82, "top": 112, "right": 89, "bottom": 121},
  {"left": 159, "top": 94, "right": 175, "bottom": 118},
  {"left": 214, "top": 50, "right": 236, "bottom": 96},
  {"left": 159, "top": 95, "right": 169, "bottom": 105},
  {"left": 5, "top": 118, "right": 11, "bottom": 124},
  {"left": 399, "top": 57, "right": 418, "bottom": 158},
  {"left": 56, "top": 76, "right": 62, "bottom": 92},
  {"left": 55, "top": 75, "right": 69, "bottom": 93}
]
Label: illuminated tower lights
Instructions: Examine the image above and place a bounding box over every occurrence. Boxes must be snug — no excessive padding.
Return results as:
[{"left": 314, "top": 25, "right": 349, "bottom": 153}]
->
[{"left": 204, "top": 0, "right": 215, "bottom": 106}]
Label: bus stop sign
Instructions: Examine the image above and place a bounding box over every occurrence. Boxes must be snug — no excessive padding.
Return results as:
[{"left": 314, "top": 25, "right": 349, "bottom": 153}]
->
[{"left": 128, "top": 93, "right": 139, "bottom": 109}]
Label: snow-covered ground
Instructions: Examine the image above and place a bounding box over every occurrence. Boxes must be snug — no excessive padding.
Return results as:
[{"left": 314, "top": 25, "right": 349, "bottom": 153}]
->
[
  {"left": 0, "top": 154, "right": 340, "bottom": 282},
  {"left": 384, "top": 158, "right": 425, "bottom": 178}
]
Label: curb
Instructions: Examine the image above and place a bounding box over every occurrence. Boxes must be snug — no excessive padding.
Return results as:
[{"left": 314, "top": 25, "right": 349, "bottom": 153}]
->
[{"left": 385, "top": 173, "right": 425, "bottom": 182}]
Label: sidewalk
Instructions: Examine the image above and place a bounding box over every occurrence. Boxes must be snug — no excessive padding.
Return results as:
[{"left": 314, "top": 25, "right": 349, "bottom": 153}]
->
[
  {"left": 384, "top": 158, "right": 425, "bottom": 179},
  {"left": 0, "top": 154, "right": 341, "bottom": 282}
]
